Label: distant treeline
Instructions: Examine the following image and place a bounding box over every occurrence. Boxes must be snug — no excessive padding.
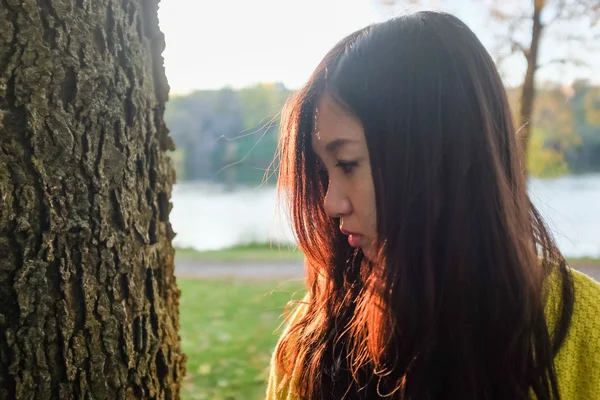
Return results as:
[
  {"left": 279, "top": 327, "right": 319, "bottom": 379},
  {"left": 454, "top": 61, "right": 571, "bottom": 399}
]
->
[
  {"left": 165, "top": 81, "right": 600, "bottom": 184},
  {"left": 165, "top": 83, "right": 290, "bottom": 184},
  {"left": 507, "top": 81, "right": 600, "bottom": 177}
]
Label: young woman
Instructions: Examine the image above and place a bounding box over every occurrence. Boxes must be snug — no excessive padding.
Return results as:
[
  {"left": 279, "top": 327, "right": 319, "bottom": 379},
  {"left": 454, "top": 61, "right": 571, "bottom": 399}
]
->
[{"left": 267, "top": 11, "right": 600, "bottom": 400}]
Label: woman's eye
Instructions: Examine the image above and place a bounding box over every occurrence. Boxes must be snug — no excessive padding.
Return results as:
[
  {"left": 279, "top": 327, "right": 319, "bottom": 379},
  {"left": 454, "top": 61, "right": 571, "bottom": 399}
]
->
[{"left": 336, "top": 161, "right": 358, "bottom": 174}]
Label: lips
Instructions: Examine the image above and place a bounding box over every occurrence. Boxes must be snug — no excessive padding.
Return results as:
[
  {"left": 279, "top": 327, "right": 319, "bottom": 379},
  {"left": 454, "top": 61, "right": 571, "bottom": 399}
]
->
[{"left": 340, "top": 228, "right": 363, "bottom": 248}]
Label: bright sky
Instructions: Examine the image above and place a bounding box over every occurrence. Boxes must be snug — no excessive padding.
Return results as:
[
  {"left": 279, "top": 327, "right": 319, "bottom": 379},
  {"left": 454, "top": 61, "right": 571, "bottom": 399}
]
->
[{"left": 158, "top": 0, "right": 597, "bottom": 95}]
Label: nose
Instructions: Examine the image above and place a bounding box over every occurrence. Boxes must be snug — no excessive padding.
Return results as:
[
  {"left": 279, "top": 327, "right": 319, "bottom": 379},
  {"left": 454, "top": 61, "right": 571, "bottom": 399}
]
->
[{"left": 324, "top": 179, "right": 352, "bottom": 218}]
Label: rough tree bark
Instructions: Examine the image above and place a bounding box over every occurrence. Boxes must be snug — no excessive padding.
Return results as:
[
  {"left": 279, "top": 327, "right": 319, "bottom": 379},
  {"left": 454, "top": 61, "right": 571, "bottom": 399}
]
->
[{"left": 0, "top": 0, "right": 186, "bottom": 398}]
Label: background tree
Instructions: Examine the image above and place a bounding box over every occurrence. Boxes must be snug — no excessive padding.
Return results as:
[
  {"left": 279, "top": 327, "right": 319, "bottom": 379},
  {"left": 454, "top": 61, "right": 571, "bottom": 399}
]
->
[
  {"left": 0, "top": 0, "right": 186, "bottom": 398},
  {"left": 487, "top": 0, "right": 600, "bottom": 157}
]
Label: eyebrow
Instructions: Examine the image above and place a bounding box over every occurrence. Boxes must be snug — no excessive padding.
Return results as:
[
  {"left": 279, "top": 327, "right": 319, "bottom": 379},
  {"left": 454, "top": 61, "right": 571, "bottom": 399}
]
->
[{"left": 324, "top": 138, "right": 357, "bottom": 154}]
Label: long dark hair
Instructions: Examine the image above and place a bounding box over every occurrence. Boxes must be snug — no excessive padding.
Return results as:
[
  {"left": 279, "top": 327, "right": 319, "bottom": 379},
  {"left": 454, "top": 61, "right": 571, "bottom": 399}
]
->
[{"left": 275, "top": 11, "right": 574, "bottom": 400}]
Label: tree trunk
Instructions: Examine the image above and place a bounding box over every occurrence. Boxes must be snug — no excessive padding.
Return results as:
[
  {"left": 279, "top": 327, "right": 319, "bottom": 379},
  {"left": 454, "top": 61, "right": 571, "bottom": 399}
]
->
[
  {"left": 0, "top": 0, "right": 186, "bottom": 399},
  {"left": 519, "top": 0, "right": 544, "bottom": 164}
]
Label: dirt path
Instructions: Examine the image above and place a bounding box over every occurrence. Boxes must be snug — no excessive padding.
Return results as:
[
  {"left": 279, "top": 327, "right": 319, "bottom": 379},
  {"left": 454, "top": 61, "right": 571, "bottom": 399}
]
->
[{"left": 175, "top": 260, "right": 600, "bottom": 282}]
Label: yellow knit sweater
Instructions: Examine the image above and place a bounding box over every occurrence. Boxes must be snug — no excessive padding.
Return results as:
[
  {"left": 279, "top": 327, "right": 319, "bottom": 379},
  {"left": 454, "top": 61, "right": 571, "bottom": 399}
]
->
[{"left": 266, "top": 268, "right": 600, "bottom": 399}]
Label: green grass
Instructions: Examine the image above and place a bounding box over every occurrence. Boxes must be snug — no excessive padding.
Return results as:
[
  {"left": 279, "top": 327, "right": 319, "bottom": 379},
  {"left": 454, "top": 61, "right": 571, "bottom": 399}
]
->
[
  {"left": 175, "top": 242, "right": 304, "bottom": 263},
  {"left": 175, "top": 243, "right": 600, "bottom": 266},
  {"left": 179, "top": 277, "right": 306, "bottom": 400}
]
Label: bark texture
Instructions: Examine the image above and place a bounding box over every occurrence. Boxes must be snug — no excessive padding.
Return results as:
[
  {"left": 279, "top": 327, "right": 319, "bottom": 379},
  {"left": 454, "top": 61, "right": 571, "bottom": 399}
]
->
[{"left": 0, "top": 0, "right": 186, "bottom": 398}]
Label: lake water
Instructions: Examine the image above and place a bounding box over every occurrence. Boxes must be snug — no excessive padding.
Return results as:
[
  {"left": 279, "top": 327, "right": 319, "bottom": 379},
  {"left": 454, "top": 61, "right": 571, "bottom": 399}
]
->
[{"left": 171, "top": 174, "right": 600, "bottom": 258}]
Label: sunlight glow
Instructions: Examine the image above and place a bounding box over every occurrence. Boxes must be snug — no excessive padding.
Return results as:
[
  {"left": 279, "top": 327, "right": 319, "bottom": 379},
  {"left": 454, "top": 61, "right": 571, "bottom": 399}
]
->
[{"left": 158, "top": 0, "right": 596, "bottom": 94}]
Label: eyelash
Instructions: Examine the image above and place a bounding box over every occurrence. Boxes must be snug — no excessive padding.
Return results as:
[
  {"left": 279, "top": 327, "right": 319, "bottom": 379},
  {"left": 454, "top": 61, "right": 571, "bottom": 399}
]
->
[{"left": 335, "top": 161, "right": 358, "bottom": 174}]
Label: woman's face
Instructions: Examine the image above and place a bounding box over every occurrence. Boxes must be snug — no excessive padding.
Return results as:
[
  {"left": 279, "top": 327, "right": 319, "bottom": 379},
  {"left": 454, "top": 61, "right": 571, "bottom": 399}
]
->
[{"left": 312, "top": 92, "right": 377, "bottom": 259}]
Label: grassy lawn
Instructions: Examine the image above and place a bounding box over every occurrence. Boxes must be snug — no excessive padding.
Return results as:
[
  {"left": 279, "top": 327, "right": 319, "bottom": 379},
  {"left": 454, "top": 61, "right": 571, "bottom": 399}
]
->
[
  {"left": 179, "top": 277, "right": 305, "bottom": 400},
  {"left": 175, "top": 242, "right": 304, "bottom": 263}
]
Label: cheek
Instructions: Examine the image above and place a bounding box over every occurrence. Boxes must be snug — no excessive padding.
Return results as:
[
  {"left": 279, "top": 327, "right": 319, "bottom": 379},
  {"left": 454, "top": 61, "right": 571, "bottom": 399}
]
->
[
  {"left": 353, "top": 172, "right": 377, "bottom": 233},
  {"left": 364, "top": 188, "right": 377, "bottom": 233}
]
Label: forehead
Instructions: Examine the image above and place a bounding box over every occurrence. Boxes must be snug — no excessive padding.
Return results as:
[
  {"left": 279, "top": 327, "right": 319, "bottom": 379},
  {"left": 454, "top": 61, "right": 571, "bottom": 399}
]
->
[{"left": 311, "top": 92, "right": 365, "bottom": 151}]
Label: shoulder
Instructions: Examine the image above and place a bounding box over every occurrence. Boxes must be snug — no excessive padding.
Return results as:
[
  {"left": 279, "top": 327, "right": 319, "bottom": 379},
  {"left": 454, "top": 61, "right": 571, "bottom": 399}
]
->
[
  {"left": 545, "top": 267, "right": 600, "bottom": 330},
  {"left": 565, "top": 268, "right": 600, "bottom": 342},
  {"left": 548, "top": 268, "right": 600, "bottom": 398}
]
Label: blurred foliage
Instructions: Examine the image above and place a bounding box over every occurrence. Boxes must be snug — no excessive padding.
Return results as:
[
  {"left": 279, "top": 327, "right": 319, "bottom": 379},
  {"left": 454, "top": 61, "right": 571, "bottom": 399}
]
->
[
  {"left": 169, "top": 148, "right": 186, "bottom": 181},
  {"left": 165, "top": 83, "right": 290, "bottom": 185},
  {"left": 527, "top": 128, "right": 569, "bottom": 178},
  {"left": 506, "top": 81, "right": 600, "bottom": 176},
  {"left": 585, "top": 87, "right": 600, "bottom": 126}
]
